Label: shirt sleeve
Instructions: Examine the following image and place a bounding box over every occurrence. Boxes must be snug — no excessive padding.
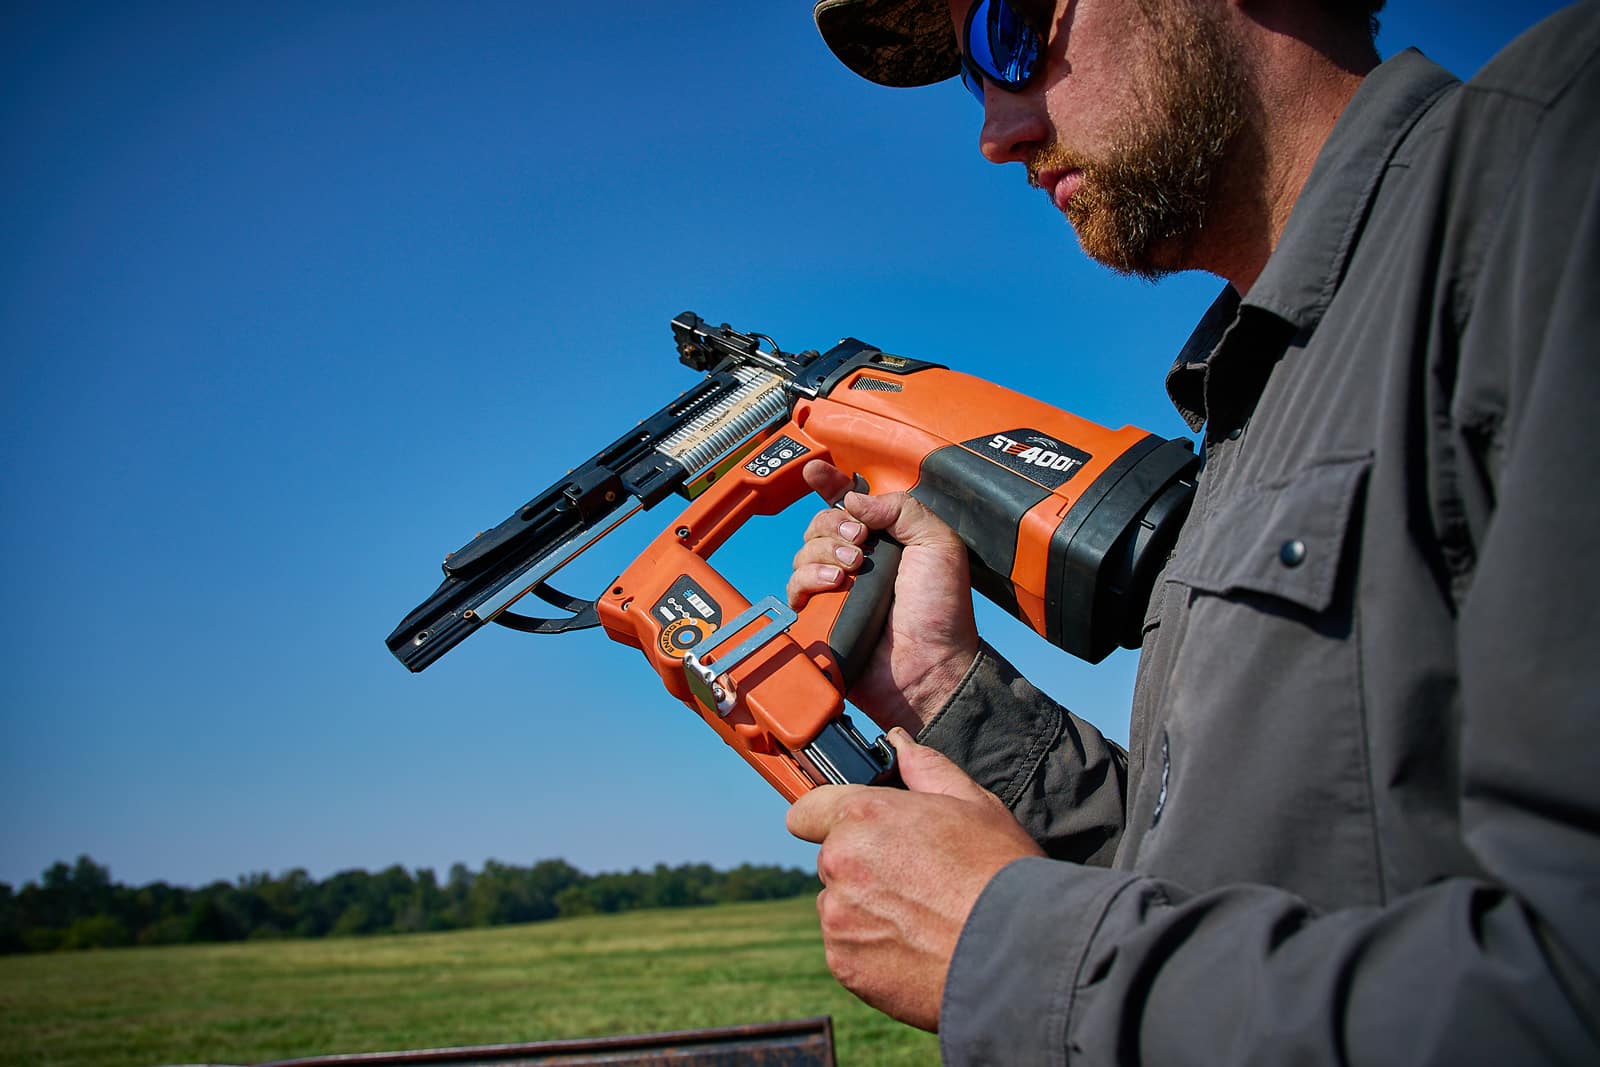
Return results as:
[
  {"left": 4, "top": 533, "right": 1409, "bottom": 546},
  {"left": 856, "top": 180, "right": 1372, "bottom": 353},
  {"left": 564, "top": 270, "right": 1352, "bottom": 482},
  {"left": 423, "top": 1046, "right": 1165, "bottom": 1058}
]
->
[
  {"left": 918, "top": 641, "right": 1128, "bottom": 867},
  {"left": 938, "top": 64, "right": 1600, "bottom": 1066}
]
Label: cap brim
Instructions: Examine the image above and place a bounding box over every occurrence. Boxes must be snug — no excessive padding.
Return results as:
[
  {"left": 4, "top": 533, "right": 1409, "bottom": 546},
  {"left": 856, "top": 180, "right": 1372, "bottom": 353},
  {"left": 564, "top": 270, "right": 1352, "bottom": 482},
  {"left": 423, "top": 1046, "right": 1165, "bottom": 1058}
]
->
[{"left": 814, "top": 0, "right": 961, "bottom": 87}]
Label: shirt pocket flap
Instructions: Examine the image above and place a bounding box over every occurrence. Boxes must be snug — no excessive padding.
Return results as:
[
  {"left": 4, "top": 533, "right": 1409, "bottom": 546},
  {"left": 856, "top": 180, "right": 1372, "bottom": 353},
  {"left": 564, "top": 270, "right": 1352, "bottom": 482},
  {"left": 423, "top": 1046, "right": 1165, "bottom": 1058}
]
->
[{"left": 1167, "top": 452, "right": 1372, "bottom": 614}]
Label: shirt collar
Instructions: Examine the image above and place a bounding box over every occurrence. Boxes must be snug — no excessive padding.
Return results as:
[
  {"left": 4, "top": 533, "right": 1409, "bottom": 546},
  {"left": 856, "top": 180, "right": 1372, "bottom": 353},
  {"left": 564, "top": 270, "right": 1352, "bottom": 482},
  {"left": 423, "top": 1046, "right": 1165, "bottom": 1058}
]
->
[{"left": 1165, "top": 49, "right": 1460, "bottom": 431}]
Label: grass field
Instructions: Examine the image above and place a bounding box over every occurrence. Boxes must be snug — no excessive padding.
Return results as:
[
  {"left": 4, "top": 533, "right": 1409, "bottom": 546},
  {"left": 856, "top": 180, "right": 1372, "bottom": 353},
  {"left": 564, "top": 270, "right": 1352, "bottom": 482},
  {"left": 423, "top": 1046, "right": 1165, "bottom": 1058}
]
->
[{"left": 0, "top": 896, "right": 940, "bottom": 1066}]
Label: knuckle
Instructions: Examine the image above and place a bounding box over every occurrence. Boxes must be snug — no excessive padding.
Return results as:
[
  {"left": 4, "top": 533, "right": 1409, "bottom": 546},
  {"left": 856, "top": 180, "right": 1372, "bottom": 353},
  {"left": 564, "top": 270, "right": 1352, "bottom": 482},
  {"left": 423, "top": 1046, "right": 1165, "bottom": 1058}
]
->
[
  {"left": 812, "top": 541, "right": 849, "bottom": 567},
  {"left": 815, "top": 843, "right": 840, "bottom": 886},
  {"left": 816, "top": 882, "right": 846, "bottom": 926},
  {"left": 805, "top": 509, "right": 843, "bottom": 539},
  {"left": 896, "top": 492, "right": 935, "bottom": 526},
  {"left": 816, "top": 832, "right": 869, "bottom": 887},
  {"left": 825, "top": 845, "right": 864, "bottom": 885},
  {"left": 822, "top": 939, "right": 868, "bottom": 996},
  {"left": 822, "top": 940, "right": 851, "bottom": 982},
  {"left": 838, "top": 789, "right": 891, "bottom": 827},
  {"left": 788, "top": 556, "right": 843, "bottom": 596}
]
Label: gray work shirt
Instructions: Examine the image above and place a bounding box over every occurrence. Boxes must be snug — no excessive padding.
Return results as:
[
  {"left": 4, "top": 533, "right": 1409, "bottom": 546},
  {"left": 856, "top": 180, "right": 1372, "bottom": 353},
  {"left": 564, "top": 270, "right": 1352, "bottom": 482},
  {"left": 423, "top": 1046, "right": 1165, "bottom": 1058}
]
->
[{"left": 922, "top": 5, "right": 1600, "bottom": 1062}]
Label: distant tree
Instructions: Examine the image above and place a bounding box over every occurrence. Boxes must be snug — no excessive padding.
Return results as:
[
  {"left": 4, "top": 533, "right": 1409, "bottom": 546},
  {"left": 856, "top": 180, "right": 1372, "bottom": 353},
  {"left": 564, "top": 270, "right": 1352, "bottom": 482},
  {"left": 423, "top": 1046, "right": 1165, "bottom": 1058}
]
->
[
  {"left": 716, "top": 863, "right": 821, "bottom": 902},
  {"left": 184, "top": 891, "right": 247, "bottom": 943},
  {"left": 61, "top": 914, "right": 130, "bottom": 949},
  {"left": 132, "top": 882, "right": 194, "bottom": 939},
  {"left": 137, "top": 915, "right": 190, "bottom": 946},
  {"left": 444, "top": 862, "right": 474, "bottom": 928},
  {"left": 21, "top": 924, "right": 62, "bottom": 953},
  {"left": 331, "top": 903, "right": 377, "bottom": 936},
  {"left": 554, "top": 884, "right": 596, "bottom": 918},
  {"left": 393, "top": 868, "right": 443, "bottom": 933},
  {"left": 251, "top": 868, "right": 311, "bottom": 936},
  {"left": 312, "top": 869, "right": 378, "bottom": 938},
  {"left": 466, "top": 860, "right": 507, "bottom": 926},
  {"left": 369, "top": 864, "right": 414, "bottom": 931},
  {"left": 0, "top": 854, "right": 821, "bottom": 954},
  {"left": 0, "top": 883, "right": 19, "bottom": 954},
  {"left": 646, "top": 864, "right": 707, "bottom": 909},
  {"left": 524, "top": 859, "right": 584, "bottom": 920},
  {"left": 583, "top": 871, "right": 645, "bottom": 914}
]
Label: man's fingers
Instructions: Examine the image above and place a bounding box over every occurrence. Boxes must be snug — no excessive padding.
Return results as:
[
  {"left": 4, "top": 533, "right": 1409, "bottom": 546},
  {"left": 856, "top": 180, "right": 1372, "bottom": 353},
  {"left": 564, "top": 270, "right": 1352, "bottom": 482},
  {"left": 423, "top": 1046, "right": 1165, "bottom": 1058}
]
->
[
  {"left": 788, "top": 506, "right": 871, "bottom": 609},
  {"left": 888, "top": 728, "right": 994, "bottom": 803},
  {"left": 786, "top": 563, "right": 846, "bottom": 609},
  {"left": 793, "top": 534, "right": 863, "bottom": 574},
  {"left": 787, "top": 783, "right": 867, "bottom": 843},
  {"left": 803, "top": 459, "right": 854, "bottom": 504},
  {"left": 802, "top": 507, "right": 868, "bottom": 547}
]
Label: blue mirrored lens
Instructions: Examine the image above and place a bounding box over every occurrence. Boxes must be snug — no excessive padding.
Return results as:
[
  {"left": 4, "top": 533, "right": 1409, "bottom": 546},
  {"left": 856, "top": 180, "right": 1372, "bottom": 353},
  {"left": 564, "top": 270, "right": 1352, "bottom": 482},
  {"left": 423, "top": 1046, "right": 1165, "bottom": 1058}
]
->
[
  {"left": 962, "top": 0, "right": 1042, "bottom": 101},
  {"left": 961, "top": 60, "right": 987, "bottom": 104}
]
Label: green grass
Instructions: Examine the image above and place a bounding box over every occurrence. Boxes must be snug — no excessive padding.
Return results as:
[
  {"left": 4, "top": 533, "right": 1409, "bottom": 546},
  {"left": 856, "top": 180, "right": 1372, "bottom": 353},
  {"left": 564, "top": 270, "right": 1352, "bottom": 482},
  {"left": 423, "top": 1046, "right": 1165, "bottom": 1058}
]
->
[{"left": 0, "top": 897, "right": 939, "bottom": 1066}]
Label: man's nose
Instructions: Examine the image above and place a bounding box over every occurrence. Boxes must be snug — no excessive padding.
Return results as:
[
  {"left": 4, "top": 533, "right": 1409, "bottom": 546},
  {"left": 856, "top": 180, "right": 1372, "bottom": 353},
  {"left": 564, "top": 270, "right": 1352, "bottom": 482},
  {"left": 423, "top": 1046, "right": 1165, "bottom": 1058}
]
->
[{"left": 978, "top": 84, "right": 1048, "bottom": 164}]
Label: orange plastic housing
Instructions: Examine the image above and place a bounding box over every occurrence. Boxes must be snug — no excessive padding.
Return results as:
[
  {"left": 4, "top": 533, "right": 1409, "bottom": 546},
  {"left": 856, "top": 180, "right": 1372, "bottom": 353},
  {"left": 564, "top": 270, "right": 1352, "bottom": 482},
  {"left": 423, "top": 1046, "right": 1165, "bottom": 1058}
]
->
[{"left": 598, "top": 361, "right": 1161, "bottom": 801}]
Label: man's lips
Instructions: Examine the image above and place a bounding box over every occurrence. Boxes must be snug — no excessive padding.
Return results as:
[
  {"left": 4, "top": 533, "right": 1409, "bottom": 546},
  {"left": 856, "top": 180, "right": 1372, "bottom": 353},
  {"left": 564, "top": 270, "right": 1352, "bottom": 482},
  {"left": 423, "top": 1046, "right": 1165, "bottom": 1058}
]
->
[{"left": 1036, "top": 167, "right": 1083, "bottom": 212}]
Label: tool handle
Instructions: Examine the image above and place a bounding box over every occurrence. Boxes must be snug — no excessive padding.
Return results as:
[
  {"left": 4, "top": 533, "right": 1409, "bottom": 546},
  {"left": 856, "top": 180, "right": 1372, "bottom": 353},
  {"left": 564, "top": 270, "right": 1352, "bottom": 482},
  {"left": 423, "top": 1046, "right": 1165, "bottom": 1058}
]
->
[
  {"left": 826, "top": 531, "right": 901, "bottom": 689},
  {"left": 595, "top": 416, "right": 917, "bottom": 799}
]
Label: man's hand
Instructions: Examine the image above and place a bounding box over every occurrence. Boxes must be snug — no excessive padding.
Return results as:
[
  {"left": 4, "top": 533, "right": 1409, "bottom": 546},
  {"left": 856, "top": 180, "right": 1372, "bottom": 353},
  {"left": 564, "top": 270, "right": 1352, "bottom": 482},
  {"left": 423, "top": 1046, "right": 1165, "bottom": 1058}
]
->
[
  {"left": 787, "top": 728, "right": 1045, "bottom": 1032},
  {"left": 786, "top": 459, "right": 979, "bottom": 735}
]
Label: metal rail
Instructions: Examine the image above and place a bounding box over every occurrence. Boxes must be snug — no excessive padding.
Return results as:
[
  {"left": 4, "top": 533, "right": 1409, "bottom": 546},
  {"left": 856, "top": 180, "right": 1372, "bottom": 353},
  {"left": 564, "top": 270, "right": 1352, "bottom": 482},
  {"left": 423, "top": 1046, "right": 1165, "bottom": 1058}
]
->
[{"left": 230, "top": 1016, "right": 835, "bottom": 1067}]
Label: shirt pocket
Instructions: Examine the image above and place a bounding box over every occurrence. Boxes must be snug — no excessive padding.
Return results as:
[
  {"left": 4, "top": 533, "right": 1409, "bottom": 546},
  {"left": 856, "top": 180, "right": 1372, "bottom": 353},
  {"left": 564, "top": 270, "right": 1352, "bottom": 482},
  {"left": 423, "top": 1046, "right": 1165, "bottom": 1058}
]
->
[
  {"left": 1165, "top": 451, "right": 1373, "bottom": 615},
  {"left": 1130, "top": 450, "right": 1380, "bottom": 903}
]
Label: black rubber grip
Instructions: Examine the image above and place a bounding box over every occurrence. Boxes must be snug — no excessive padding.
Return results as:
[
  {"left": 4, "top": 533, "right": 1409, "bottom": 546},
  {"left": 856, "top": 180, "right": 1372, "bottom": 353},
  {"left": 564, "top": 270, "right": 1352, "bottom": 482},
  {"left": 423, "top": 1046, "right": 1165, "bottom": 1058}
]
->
[{"left": 827, "top": 533, "right": 903, "bottom": 688}]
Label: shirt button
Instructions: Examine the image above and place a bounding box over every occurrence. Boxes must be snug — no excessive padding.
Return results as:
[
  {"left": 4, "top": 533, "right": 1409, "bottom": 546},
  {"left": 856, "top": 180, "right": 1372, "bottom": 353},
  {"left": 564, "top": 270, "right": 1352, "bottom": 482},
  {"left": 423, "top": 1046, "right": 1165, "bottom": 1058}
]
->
[{"left": 1279, "top": 539, "right": 1307, "bottom": 567}]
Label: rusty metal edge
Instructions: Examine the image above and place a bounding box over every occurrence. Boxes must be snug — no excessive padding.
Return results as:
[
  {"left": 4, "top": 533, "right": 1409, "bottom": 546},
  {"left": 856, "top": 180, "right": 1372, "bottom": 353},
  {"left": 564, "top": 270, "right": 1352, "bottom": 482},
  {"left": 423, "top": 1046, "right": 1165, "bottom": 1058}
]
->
[{"left": 243, "top": 1017, "right": 835, "bottom": 1067}]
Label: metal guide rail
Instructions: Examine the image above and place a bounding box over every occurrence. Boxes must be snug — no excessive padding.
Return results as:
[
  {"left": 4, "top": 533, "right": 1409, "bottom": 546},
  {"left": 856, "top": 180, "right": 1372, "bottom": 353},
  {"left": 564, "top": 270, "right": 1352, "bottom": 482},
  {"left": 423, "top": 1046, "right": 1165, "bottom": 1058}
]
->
[{"left": 210, "top": 1016, "right": 837, "bottom": 1067}]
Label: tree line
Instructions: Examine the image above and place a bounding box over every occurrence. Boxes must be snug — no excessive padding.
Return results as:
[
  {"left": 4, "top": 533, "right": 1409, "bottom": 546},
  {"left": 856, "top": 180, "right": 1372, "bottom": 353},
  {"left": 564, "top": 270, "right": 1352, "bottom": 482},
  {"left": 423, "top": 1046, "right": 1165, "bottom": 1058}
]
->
[{"left": 0, "top": 854, "right": 821, "bottom": 953}]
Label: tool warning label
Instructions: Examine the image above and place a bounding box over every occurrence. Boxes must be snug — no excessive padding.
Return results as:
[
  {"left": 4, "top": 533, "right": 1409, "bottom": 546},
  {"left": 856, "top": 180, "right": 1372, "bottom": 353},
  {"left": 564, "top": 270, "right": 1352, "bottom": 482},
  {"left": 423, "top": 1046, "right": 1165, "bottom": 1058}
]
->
[
  {"left": 653, "top": 576, "right": 723, "bottom": 658},
  {"left": 967, "top": 429, "right": 1092, "bottom": 490},
  {"left": 743, "top": 435, "right": 810, "bottom": 478}
]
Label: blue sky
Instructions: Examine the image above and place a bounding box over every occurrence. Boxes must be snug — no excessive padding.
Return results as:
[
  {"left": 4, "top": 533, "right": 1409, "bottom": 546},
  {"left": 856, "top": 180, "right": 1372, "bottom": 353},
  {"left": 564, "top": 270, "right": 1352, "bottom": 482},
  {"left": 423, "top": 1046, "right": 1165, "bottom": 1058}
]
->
[{"left": 1, "top": 2, "right": 1569, "bottom": 889}]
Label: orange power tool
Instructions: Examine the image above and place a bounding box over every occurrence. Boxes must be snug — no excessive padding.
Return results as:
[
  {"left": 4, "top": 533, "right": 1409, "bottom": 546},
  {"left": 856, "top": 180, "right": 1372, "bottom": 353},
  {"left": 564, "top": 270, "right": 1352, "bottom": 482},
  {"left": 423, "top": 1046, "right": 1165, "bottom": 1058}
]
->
[{"left": 386, "top": 314, "right": 1196, "bottom": 801}]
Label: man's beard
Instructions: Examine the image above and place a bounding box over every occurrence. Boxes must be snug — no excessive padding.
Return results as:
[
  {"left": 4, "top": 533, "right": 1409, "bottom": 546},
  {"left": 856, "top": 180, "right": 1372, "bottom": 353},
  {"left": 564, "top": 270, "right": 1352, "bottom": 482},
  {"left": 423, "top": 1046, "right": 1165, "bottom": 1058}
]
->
[{"left": 1029, "top": 1, "right": 1253, "bottom": 278}]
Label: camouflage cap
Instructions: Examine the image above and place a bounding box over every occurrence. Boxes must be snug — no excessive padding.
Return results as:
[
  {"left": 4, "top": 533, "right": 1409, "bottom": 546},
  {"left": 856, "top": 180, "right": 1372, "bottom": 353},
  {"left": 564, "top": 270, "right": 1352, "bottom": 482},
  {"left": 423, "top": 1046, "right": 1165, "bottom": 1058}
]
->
[{"left": 813, "top": 0, "right": 961, "bottom": 87}]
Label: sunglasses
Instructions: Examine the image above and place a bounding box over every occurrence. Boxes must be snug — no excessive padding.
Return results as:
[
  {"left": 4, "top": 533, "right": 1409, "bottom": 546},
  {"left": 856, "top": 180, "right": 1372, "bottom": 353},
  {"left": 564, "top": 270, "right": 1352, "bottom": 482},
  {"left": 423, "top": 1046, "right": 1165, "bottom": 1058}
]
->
[{"left": 959, "top": 0, "right": 1046, "bottom": 105}]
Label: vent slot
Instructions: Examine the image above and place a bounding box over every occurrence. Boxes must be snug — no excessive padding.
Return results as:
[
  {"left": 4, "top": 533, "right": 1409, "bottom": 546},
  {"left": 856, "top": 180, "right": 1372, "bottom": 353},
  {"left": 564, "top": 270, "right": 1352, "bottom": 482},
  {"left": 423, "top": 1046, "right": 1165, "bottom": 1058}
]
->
[{"left": 850, "top": 377, "right": 903, "bottom": 393}]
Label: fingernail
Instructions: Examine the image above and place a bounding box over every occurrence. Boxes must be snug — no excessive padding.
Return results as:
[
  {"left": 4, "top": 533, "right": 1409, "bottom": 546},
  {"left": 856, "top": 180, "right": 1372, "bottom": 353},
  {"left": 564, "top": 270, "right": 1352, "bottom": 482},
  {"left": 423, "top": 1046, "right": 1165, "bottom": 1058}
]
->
[
  {"left": 888, "top": 726, "right": 912, "bottom": 746},
  {"left": 835, "top": 545, "right": 860, "bottom": 565},
  {"left": 820, "top": 565, "right": 841, "bottom": 584},
  {"left": 839, "top": 520, "right": 864, "bottom": 540}
]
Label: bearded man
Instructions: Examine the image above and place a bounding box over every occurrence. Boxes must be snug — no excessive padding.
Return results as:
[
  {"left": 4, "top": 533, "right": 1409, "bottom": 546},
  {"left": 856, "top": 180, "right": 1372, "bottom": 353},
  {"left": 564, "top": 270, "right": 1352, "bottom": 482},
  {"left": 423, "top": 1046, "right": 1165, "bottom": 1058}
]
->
[{"left": 785, "top": 0, "right": 1600, "bottom": 1061}]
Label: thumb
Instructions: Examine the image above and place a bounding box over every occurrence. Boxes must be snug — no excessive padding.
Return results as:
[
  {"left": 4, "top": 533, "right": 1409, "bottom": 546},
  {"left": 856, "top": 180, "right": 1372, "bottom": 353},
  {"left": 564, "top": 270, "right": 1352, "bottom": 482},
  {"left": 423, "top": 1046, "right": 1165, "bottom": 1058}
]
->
[
  {"left": 843, "top": 490, "right": 961, "bottom": 551},
  {"left": 888, "top": 728, "right": 993, "bottom": 803},
  {"left": 785, "top": 783, "right": 863, "bottom": 844}
]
